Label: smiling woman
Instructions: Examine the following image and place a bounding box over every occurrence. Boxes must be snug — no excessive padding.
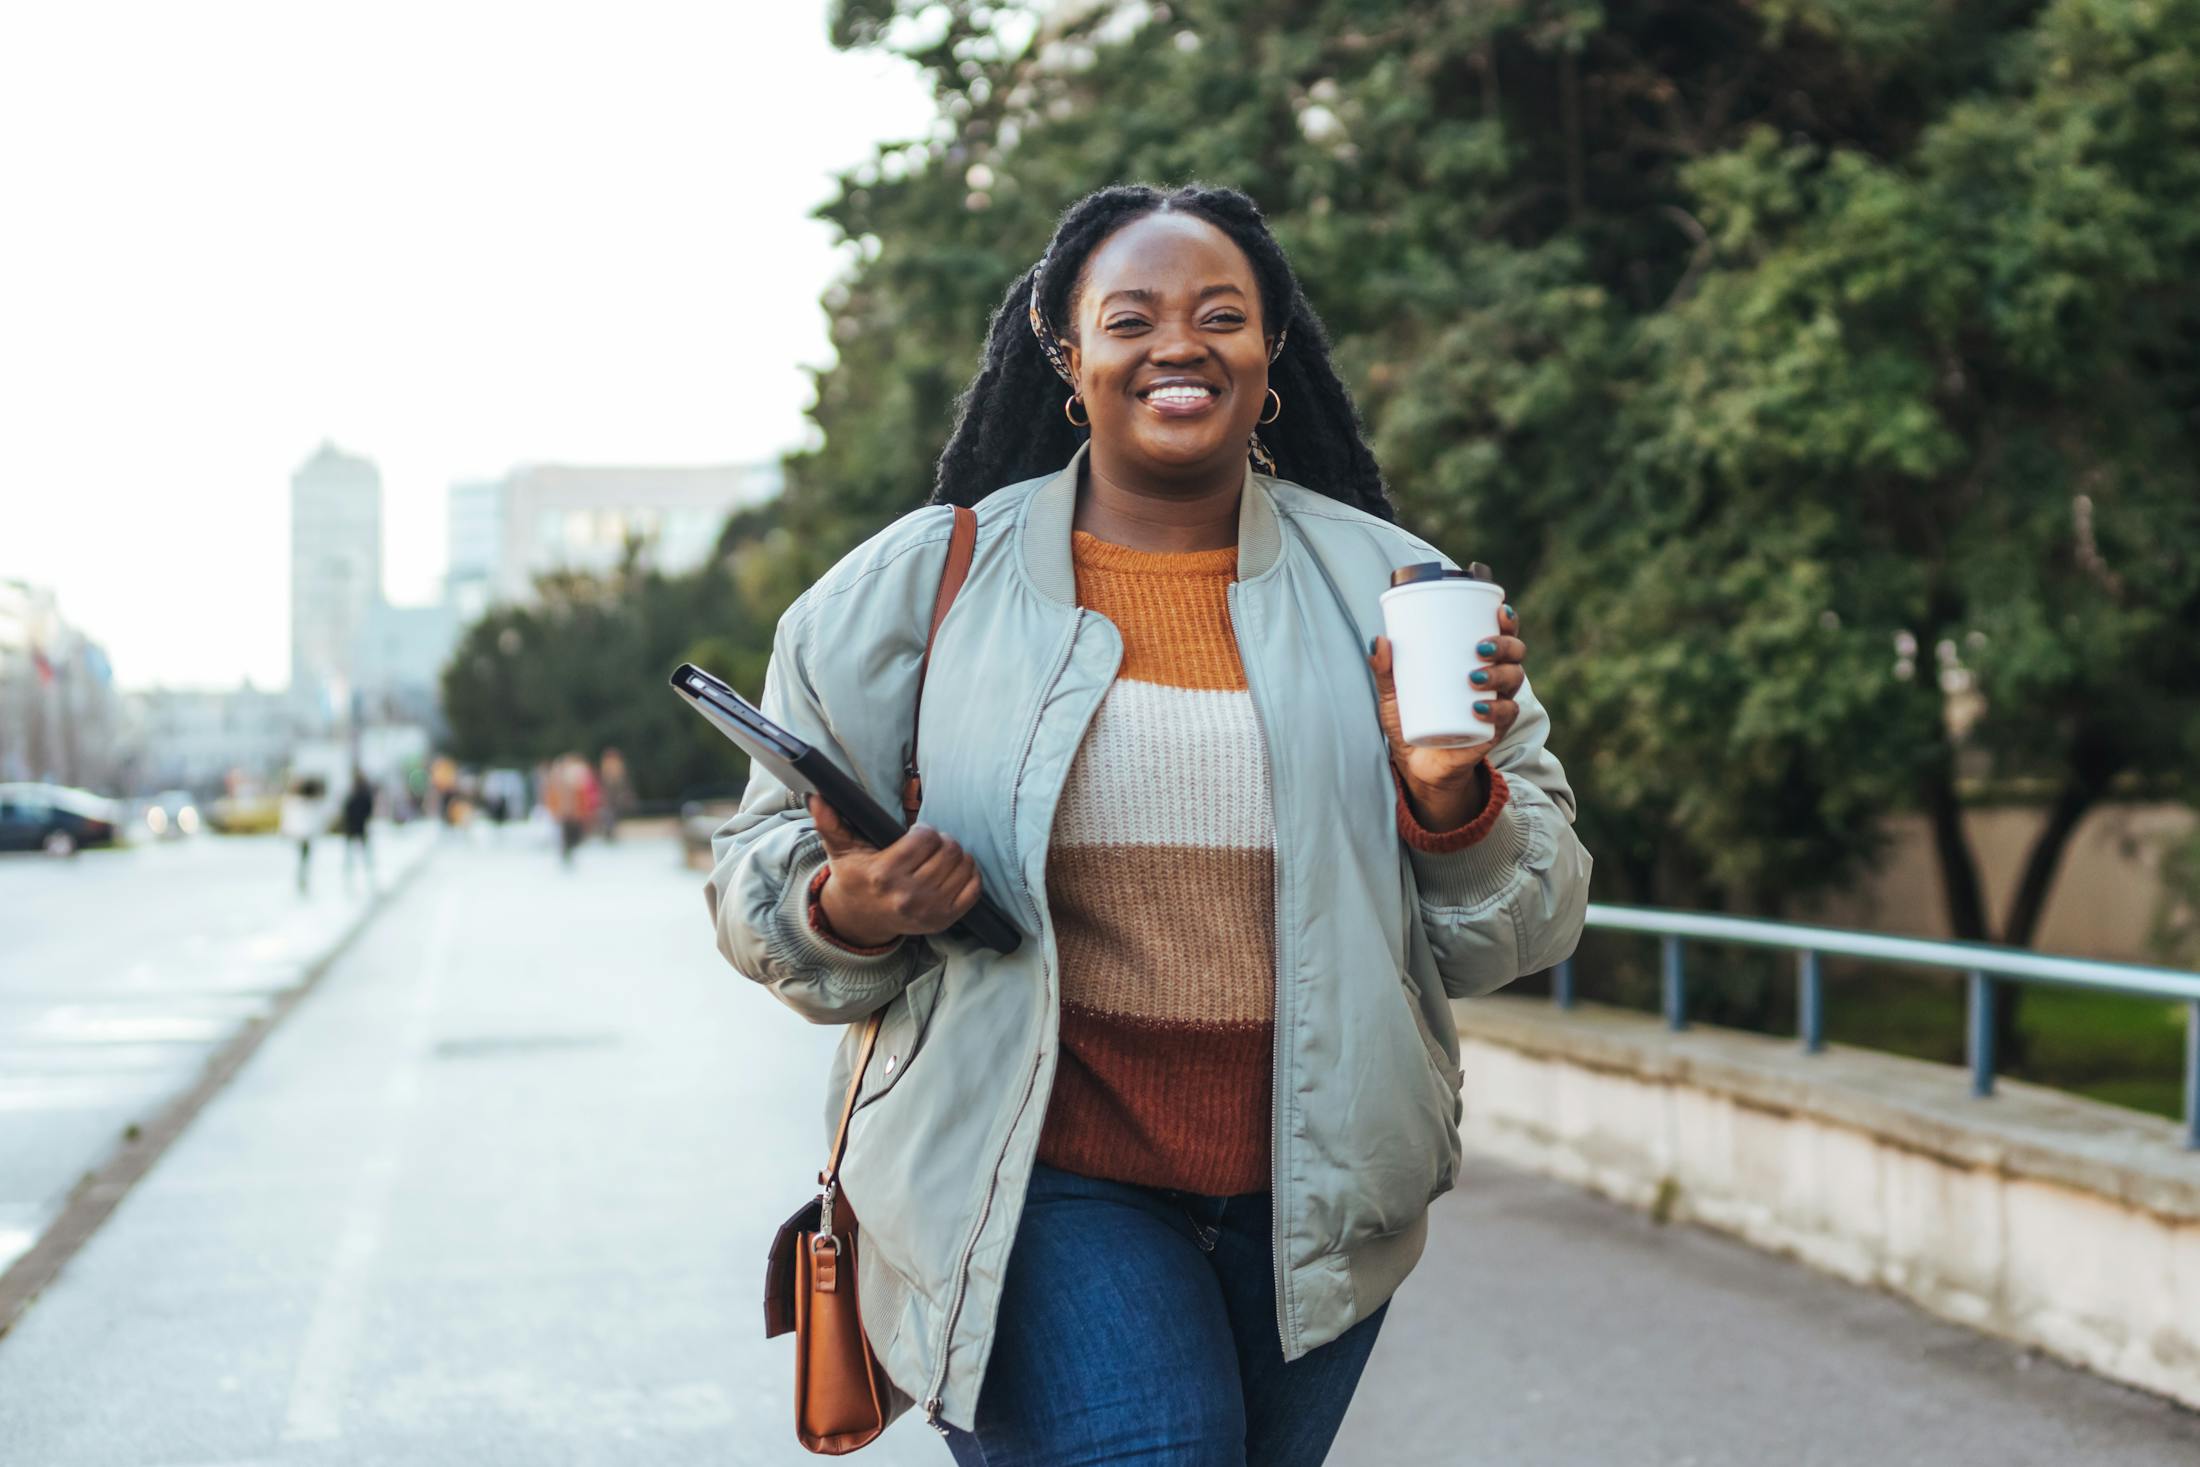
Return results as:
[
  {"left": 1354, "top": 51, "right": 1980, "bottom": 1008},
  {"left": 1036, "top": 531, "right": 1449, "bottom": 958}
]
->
[
  {"left": 932, "top": 184, "right": 1390, "bottom": 531},
  {"left": 705, "top": 181, "right": 1591, "bottom": 1461}
]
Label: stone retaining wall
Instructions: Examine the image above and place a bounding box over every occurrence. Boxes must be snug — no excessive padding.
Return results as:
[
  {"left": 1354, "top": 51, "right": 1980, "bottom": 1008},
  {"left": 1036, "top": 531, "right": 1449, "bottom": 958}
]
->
[{"left": 1453, "top": 996, "right": 2200, "bottom": 1410}]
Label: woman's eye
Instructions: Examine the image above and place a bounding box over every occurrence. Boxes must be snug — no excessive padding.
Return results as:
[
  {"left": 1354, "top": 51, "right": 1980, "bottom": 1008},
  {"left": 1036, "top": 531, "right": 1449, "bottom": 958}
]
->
[
  {"left": 1207, "top": 313, "right": 1245, "bottom": 327},
  {"left": 1106, "top": 317, "right": 1148, "bottom": 332}
]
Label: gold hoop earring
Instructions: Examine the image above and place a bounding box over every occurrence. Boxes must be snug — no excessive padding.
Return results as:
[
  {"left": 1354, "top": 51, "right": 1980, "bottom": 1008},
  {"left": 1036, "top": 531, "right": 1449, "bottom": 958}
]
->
[
  {"left": 1064, "top": 394, "right": 1090, "bottom": 428},
  {"left": 1259, "top": 388, "right": 1282, "bottom": 425}
]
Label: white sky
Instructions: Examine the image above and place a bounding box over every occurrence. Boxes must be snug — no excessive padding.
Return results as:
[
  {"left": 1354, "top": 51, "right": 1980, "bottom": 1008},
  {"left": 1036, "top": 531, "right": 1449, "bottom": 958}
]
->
[{"left": 0, "top": 2, "right": 937, "bottom": 690}]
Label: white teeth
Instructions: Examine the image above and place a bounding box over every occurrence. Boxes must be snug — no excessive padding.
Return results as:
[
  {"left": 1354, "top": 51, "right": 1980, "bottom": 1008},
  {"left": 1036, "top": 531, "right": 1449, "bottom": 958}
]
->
[{"left": 1146, "top": 385, "right": 1214, "bottom": 402}]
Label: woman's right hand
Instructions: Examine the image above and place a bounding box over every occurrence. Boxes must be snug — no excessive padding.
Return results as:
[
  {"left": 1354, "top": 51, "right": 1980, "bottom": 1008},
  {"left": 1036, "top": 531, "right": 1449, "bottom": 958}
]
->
[{"left": 806, "top": 793, "right": 984, "bottom": 947}]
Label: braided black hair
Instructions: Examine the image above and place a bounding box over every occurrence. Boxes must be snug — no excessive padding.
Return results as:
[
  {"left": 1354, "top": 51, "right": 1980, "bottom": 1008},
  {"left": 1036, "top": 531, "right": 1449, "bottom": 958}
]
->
[{"left": 930, "top": 183, "right": 1394, "bottom": 521}]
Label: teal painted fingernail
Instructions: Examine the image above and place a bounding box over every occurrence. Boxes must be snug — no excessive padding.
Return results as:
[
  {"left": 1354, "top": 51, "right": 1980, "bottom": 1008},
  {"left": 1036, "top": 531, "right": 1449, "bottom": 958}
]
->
[
  {"left": 1474, "top": 700, "right": 1492, "bottom": 715},
  {"left": 1470, "top": 668, "right": 1491, "bottom": 685},
  {"left": 1476, "top": 641, "right": 1497, "bottom": 657},
  {"left": 1503, "top": 604, "right": 1514, "bottom": 619}
]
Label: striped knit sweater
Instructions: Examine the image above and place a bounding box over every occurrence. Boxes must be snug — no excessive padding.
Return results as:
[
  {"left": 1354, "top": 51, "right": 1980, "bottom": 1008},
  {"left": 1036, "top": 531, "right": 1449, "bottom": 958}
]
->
[
  {"left": 805, "top": 525, "right": 1512, "bottom": 1191},
  {"left": 1029, "top": 528, "right": 1511, "bottom": 1195}
]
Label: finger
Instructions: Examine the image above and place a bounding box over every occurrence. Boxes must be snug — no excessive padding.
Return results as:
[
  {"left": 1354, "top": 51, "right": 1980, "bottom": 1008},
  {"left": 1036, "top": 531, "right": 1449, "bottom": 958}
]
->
[
  {"left": 1472, "top": 663, "right": 1526, "bottom": 700},
  {"left": 907, "top": 833, "right": 967, "bottom": 889},
  {"left": 951, "top": 867, "right": 983, "bottom": 919},
  {"left": 1476, "top": 697, "right": 1519, "bottom": 740},
  {"left": 1366, "top": 634, "right": 1394, "bottom": 689},
  {"left": 1499, "top": 601, "right": 1519, "bottom": 636},
  {"left": 877, "top": 821, "right": 945, "bottom": 877},
  {"left": 806, "top": 794, "right": 862, "bottom": 854},
  {"left": 1473, "top": 634, "right": 1527, "bottom": 665}
]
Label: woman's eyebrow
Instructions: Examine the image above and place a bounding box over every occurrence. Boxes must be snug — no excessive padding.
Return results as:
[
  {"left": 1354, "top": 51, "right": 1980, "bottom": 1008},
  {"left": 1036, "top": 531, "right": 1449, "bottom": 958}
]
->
[{"left": 1098, "top": 283, "right": 1248, "bottom": 308}]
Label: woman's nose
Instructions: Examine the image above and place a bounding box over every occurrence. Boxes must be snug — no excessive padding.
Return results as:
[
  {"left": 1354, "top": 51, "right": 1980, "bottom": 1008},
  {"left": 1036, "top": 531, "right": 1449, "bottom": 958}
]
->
[{"left": 1147, "top": 326, "right": 1207, "bottom": 363}]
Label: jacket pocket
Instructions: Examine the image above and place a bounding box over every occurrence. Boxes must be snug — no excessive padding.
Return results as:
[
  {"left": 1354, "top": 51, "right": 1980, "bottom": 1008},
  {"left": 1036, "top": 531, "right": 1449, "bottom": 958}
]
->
[
  {"left": 1378, "top": 956, "right": 1463, "bottom": 1207},
  {"left": 1395, "top": 959, "right": 1464, "bottom": 1095},
  {"left": 852, "top": 949, "right": 947, "bottom": 1112}
]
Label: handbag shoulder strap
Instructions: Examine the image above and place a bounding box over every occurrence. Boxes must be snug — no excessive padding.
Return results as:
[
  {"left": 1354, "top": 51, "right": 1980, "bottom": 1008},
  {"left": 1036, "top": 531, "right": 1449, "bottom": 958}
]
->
[
  {"left": 821, "top": 504, "right": 976, "bottom": 1196},
  {"left": 822, "top": 1007, "right": 883, "bottom": 1193},
  {"left": 900, "top": 504, "right": 978, "bottom": 825}
]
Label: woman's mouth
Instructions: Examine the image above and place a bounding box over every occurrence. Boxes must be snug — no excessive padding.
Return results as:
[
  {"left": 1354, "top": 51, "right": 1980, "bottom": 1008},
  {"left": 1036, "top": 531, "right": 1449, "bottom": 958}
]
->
[{"left": 1138, "top": 383, "right": 1222, "bottom": 418}]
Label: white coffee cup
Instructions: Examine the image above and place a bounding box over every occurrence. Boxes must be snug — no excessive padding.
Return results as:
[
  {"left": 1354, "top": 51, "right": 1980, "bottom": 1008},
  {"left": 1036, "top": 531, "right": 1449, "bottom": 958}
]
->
[{"left": 1379, "top": 565, "right": 1506, "bottom": 747}]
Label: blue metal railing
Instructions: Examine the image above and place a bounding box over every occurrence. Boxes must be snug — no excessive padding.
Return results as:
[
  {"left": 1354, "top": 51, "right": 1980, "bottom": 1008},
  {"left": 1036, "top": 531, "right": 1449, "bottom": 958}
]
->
[{"left": 1549, "top": 903, "right": 2200, "bottom": 1150}]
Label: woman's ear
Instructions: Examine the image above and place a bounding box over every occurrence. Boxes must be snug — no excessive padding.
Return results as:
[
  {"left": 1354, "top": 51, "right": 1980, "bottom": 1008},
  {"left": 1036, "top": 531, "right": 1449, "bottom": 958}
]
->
[{"left": 1063, "top": 336, "right": 1081, "bottom": 386}]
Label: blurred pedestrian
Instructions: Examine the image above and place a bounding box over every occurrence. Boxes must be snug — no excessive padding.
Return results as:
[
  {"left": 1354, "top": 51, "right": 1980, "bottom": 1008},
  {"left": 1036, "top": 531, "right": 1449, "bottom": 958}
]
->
[
  {"left": 547, "top": 753, "right": 596, "bottom": 867},
  {"left": 574, "top": 757, "right": 601, "bottom": 850},
  {"left": 279, "top": 774, "right": 328, "bottom": 896},
  {"left": 340, "top": 770, "right": 375, "bottom": 891},
  {"left": 430, "top": 755, "right": 459, "bottom": 830},
  {"left": 597, "top": 747, "right": 631, "bottom": 842}
]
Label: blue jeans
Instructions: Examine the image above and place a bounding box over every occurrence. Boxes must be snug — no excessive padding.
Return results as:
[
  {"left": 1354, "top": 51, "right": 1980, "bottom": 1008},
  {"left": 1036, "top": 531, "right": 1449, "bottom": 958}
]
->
[{"left": 940, "top": 1162, "right": 1388, "bottom": 1466}]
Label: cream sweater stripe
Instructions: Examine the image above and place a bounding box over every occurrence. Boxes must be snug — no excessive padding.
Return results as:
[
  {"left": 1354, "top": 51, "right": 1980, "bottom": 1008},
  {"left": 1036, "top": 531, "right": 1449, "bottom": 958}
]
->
[{"left": 1053, "top": 677, "right": 1274, "bottom": 850}]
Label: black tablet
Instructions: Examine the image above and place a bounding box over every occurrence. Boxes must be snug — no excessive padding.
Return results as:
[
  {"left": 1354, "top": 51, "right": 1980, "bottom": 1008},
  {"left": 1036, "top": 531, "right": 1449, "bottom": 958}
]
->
[{"left": 670, "top": 662, "right": 1022, "bottom": 954}]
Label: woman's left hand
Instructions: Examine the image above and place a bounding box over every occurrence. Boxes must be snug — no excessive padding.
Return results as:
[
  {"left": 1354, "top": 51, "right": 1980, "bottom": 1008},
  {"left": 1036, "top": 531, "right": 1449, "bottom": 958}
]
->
[{"left": 1368, "top": 602, "right": 1525, "bottom": 828}]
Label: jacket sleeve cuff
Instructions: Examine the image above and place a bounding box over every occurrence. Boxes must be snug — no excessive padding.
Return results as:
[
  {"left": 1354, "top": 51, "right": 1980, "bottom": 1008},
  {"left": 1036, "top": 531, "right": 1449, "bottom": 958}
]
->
[
  {"left": 1393, "top": 763, "right": 1510, "bottom": 852},
  {"left": 1395, "top": 764, "right": 1532, "bottom": 910},
  {"left": 803, "top": 864, "right": 905, "bottom": 957}
]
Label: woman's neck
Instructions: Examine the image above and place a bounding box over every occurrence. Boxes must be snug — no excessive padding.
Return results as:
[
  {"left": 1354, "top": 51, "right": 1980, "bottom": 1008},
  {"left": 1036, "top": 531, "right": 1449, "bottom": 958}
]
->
[{"left": 1072, "top": 450, "right": 1241, "bottom": 553}]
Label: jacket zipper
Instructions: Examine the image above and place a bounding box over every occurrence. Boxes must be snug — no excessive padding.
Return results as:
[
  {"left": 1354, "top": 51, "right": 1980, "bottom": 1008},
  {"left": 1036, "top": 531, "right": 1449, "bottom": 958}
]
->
[
  {"left": 1226, "top": 582, "right": 1295, "bottom": 1359},
  {"left": 922, "top": 612, "right": 1086, "bottom": 1435}
]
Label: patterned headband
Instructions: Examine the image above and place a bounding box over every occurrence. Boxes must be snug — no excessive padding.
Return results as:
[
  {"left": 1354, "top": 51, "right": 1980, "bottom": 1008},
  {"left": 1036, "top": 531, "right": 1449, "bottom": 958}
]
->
[{"left": 1027, "top": 251, "right": 1289, "bottom": 388}]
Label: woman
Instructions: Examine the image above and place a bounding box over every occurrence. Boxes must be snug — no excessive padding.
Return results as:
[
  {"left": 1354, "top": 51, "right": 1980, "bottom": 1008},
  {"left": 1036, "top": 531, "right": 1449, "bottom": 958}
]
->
[{"left": 707, "top": 183, "right": 1592, "bottom": 1464}]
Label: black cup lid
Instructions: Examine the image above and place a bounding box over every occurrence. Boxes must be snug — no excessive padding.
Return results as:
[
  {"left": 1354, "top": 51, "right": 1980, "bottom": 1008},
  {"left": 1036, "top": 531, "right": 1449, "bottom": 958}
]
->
[{"left": 1389, "top": 561, "right": 1489, "bottom": 588}]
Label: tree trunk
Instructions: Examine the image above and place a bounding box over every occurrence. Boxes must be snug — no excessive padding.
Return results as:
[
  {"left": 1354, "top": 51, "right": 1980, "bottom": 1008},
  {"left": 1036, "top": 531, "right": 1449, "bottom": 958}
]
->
[
  {"left": 1922, "top": 752, "right": 1988, "bottom": 941},
  {"left": 1990, "top": 739, "right": 2122, "bottom": 1068},
  {"left": 2002, "top": 744, "right": 2121, "bottom": 950},
  {"left": 1922, "top": 748, "right": 2021, "bottom": 1065}
]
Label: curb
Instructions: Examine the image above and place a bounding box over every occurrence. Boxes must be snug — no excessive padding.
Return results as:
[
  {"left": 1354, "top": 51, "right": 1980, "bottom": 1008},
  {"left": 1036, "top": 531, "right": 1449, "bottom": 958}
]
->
[{"left": 0, "top": 839, "right": 439, "bottom": 1340}]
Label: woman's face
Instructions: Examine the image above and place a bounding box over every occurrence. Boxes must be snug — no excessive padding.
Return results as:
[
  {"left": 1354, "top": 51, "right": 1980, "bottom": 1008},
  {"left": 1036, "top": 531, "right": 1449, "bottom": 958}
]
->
[{"left": 1063, "top": 211, "right": 1272, "bottom": 482}]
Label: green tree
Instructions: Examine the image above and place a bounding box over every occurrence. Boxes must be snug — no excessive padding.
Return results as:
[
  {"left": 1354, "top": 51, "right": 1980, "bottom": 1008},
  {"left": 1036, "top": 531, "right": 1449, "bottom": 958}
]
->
[
  {"left": 440, "top": 553, "right": 773, "bottom": 804},
  {"left": 791, "top": 1, "right": 2200, "bottom": 1046}
]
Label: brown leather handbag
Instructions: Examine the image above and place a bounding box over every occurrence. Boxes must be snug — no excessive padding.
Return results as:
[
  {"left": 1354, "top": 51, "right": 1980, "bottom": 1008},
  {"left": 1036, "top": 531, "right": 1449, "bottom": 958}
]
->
[{"left": 762, "top": 502, "right": 978, "bottom": 1454}]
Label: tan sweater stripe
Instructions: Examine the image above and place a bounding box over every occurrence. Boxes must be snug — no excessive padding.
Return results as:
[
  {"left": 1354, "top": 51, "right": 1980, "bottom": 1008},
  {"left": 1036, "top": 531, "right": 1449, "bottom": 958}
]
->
[{"left": 1048, "top": 843, "right": 1276, "bottom": 1026}]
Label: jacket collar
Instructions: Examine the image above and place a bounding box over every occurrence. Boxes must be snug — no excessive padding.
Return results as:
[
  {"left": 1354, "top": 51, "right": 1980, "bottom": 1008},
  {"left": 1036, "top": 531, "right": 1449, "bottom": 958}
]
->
[{"left": 1018, "top": 441, "right": 1284, "bottom": 605}]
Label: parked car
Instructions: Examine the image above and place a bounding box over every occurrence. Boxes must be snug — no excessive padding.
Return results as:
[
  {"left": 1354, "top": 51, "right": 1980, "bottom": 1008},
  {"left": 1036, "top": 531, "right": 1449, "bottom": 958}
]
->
[
  {"left": 206, "top": 790, "right": 282, "bottom": 835},
  {"left": 0, "top": 783, "right": 122, "bottom": 856},
  {"left": 141, "top": 788, "right": 202, "bottom": 838}
]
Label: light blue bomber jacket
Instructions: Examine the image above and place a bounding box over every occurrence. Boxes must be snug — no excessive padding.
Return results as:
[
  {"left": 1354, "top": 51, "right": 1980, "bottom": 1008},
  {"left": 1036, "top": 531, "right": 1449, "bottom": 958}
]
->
[{"left": 706, "top": 444, "right": 1593, "bottom": 1433}]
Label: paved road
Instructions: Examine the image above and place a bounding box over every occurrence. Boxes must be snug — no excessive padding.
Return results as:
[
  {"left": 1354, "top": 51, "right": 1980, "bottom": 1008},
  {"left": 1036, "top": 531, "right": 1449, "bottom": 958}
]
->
[
  {"left": 0, "top": 839, "right": 2192, "bottom": 1465},
  {"left": 0, "top": 827, "right": 431, "bottom": 1278}
]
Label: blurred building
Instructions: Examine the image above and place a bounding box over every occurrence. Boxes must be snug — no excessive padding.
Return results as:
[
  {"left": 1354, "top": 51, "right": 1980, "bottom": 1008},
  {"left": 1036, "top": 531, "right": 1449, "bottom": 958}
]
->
[
  {"left": 488, "top": 461, "right": 781, "bottom": 601},
  {"left": 350, "top": 601, "right": 459, "bottom": 731},
  {"left": 445, "top": 478, "right": 504, "bottom": 625},
  {"left": 128, "top": 683, "right": 296, "bottom": 793},
  {"left": 290, "top": 441, "right": 384, "bottom": 726},
  {"left": 0, "top": 577, "right": 129, "bottom": 790}
]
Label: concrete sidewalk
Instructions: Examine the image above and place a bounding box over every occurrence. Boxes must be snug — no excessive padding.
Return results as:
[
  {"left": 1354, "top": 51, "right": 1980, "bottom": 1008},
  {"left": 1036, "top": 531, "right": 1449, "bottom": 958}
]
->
[
  {"left": 0, "top": 839, "right": 2192, "bottom": 1465},
  {"left": 0, "top": 823, "right": 438, "bottom": 1286}
]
